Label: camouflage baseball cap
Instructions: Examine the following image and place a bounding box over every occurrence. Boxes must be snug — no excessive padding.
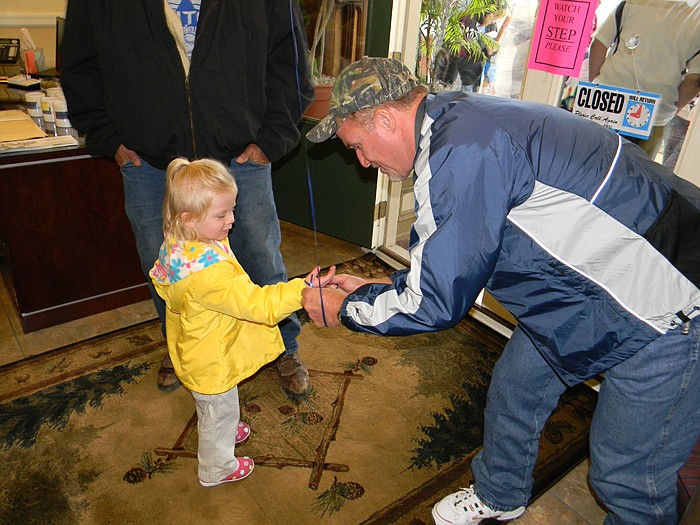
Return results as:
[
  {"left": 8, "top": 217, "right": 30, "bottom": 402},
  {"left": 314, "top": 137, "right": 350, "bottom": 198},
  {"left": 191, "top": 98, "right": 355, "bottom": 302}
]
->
[{"left": 306, "top": 56, "right": 418, "bottom": 143}]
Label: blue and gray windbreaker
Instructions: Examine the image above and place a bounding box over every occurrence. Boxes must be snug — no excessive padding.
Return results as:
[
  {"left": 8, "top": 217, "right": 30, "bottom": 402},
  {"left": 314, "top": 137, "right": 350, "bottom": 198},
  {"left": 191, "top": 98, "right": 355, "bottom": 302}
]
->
[{"left": 339, "top": 92, "right": 700, "bottom": 385}]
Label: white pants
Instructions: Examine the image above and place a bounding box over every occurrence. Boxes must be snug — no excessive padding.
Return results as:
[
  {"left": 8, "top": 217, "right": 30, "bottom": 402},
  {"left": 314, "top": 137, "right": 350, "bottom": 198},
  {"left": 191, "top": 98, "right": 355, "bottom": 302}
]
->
[{"left": 191, "top": 386, "right": 240, "bottom": 483}]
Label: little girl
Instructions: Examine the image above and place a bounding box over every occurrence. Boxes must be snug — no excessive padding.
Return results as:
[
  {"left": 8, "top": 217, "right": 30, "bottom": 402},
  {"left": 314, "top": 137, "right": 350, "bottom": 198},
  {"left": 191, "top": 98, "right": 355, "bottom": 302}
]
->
[{"left": 150, "top": 157, "right": 334, "bottom": 487}]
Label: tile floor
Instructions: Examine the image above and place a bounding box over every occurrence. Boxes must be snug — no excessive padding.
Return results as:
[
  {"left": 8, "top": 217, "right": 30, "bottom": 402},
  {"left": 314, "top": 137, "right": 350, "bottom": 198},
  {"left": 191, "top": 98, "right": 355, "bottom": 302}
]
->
[{"left": 0, "top": 220, "right": 607, "bottom": 524}]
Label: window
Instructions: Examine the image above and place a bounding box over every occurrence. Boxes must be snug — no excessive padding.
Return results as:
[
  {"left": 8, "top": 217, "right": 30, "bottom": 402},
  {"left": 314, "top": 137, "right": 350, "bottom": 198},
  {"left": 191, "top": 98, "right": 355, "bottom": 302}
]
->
[{"left": 301, "top": 0, "right": 368, "bottom": 80}]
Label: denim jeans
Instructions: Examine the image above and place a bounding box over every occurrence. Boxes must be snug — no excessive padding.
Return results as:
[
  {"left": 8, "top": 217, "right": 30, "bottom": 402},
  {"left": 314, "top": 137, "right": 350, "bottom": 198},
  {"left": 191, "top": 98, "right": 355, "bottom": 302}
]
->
[
  {"left": 471, "top": 318, "right": 700, "bottom": 524},
  {"left": 662, "top": 115, "right": 690, "bottom": 171},
  {"left": 120, "top": 158, "right": 300, "bottom": 354}
]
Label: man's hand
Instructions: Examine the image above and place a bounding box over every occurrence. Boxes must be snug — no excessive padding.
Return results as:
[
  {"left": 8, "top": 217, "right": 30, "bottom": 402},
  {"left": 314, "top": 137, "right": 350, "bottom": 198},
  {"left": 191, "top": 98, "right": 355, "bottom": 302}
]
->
[
  {"left": 301, "top": 273, "right": 392, "bottom": 327},
  {"left": 301, "top": 287, "right": 346, "bottom": 327},
  {"left": 676, "top": 73, "right": 700, "bottom": 111},
  {"left": 328, "top": 273, "right": 392, "bottom": 293},
  {"left": 327, "top": 273, "right": 368, "bottom": 293},
  {"left": 235, "top": 143, "right": 270, "bottom": 165},
  {"left": 115, "top": 144, "right": 142, "bottom": 167}
]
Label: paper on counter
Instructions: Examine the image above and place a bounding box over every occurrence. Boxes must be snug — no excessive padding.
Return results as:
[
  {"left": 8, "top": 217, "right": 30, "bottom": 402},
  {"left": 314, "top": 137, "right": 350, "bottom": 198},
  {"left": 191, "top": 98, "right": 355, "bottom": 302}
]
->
[
  {"left": 0, "top": 110, "right": 46, "bottom": 142},
  {"left": 0, "top": 109, "right": 33, "bottom": 122},
  {"left": 0, "top": 135, "right": 78, "bottom": 154}
]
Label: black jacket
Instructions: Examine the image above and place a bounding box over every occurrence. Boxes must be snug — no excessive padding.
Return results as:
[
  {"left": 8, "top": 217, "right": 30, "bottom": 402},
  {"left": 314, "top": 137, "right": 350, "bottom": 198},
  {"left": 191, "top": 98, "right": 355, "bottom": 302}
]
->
[{"left": 61, "top": 0, "right": 314, "bottom": 169}]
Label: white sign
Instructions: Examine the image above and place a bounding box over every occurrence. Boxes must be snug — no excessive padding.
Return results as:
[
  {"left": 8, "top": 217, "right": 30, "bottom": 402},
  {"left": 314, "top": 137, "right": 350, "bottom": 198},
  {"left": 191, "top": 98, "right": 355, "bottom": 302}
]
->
[{"left": 572, "top": 81, "right": 661, "bottom": 140}]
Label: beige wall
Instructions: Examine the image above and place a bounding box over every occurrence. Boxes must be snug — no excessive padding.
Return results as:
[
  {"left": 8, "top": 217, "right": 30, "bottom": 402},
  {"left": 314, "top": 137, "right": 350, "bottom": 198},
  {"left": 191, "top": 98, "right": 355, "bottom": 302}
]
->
[{"left": 0, "top": 0, "right": 67, "bottom": 69}]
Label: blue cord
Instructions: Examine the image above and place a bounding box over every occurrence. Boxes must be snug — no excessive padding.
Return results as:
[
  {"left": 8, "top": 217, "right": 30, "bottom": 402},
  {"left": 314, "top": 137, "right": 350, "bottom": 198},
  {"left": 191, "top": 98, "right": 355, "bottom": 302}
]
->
[{"left": 289, "top": 0, "right": 328, "bottom": 326}]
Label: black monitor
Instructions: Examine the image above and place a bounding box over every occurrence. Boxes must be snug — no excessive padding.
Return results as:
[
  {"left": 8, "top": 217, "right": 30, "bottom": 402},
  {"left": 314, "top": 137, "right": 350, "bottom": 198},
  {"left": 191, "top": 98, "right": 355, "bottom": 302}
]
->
[{"left": 55, "top": 16, "right": 65, "bottom": 73}]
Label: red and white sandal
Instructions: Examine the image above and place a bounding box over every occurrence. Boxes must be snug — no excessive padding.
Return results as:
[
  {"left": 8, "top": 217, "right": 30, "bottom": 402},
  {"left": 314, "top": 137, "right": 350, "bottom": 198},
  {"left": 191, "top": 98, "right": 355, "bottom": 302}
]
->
[
  {"left": 199, "top": 457, "right": 255, "bottom": 487},
  {"left": 235, "top": 422, "right": 251, "bottom": 444}
]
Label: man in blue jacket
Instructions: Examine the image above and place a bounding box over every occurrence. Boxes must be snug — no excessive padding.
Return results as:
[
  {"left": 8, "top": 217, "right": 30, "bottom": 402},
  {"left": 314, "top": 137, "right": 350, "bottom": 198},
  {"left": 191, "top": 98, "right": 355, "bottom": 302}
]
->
[
  {"left": 61, "top": 0, "right": 315, "bottom": 397},
  {"left": 302, "top": 57, "right": 700, "bottom": 525}
]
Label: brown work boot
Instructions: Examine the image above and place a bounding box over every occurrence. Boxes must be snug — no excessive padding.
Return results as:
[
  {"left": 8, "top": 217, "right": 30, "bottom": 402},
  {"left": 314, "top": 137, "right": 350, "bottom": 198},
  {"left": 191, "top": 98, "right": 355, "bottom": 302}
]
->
[
  {"left": 276, "top": 352, "right": 311, "bottom": 398},
  {"left": 157, "top": 353, "right": 181, "bottom": 391}
]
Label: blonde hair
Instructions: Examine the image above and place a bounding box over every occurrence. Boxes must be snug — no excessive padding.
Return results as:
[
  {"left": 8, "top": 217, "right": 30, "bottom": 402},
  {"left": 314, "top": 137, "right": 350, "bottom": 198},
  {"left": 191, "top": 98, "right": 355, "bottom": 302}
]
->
[{"left": 162, "top": 158, "right": 238, "bottom": 242}]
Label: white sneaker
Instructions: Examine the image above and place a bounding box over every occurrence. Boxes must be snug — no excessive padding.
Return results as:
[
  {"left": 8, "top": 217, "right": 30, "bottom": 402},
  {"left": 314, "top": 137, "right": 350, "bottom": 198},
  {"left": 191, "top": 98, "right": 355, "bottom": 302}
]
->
[{"left": 432, "top": 486, "right": 525, "bottom": 524}]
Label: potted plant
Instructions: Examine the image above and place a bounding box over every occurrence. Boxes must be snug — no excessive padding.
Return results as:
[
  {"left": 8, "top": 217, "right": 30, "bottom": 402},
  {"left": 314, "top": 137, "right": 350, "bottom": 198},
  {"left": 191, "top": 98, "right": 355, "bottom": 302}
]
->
[
  {"left": 308, "top": 0, "right": 336, "bottom": 79},
  {"left": 300, "top": 0, "right": 336, "bottom": 120},
  {"left": 418, "top": 0, "right": 507, "bottom": 88},
  {"left": 300, "top": 0, "right": 369, "bottom": 118},
  {"left": 302, "top": 0, "right": 337, "bottom": 119}
]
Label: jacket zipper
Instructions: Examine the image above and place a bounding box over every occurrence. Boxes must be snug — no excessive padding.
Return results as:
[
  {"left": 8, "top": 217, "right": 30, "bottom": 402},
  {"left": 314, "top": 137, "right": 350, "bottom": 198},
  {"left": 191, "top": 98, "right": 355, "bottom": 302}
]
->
[{"left": 185, "top": 76, "right": 197, "bottom": 159}]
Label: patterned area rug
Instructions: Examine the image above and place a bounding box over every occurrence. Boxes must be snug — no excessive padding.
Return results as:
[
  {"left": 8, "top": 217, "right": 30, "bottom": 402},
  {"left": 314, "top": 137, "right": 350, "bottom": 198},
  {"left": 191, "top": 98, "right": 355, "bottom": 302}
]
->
[{"left": 0, "top": 254, "right": 596, "bottom": 524}]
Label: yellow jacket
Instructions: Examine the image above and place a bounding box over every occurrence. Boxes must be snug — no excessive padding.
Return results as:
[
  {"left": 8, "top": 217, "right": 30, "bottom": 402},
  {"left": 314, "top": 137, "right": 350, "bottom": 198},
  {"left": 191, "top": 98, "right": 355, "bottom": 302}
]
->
[{"left": 149, "top": 236, "right": 305, "bottom": 395}]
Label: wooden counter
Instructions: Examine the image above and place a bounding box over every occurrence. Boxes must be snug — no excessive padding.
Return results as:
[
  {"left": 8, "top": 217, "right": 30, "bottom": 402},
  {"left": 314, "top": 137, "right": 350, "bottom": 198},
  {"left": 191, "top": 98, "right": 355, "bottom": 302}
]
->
[{"left": 0, "top": 147, "right": 151, "bottom": 332}]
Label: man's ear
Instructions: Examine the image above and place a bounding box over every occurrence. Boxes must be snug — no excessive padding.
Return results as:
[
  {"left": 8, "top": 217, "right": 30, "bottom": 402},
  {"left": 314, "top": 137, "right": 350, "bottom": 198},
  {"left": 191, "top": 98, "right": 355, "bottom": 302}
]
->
[{"left": 373, "top": 107, "right": 396, "bottom": 133}]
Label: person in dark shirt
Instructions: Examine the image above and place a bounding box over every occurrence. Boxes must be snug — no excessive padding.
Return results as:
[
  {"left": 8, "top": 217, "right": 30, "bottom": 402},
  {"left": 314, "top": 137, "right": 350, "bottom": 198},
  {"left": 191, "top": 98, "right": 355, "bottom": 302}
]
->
[{"left": 61, "top": 0, "right": 315, "bottom": 398}]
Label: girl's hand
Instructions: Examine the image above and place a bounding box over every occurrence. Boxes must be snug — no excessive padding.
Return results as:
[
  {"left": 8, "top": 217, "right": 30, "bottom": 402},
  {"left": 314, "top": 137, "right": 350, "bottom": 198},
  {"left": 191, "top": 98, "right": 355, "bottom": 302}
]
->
[{"left": 304, "top": 265, "right": 337, "bottom": 288}]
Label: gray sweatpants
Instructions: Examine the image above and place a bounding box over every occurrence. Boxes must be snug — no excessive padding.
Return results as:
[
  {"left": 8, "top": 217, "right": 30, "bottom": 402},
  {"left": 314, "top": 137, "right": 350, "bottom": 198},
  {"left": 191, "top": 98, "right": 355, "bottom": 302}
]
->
[{"left": 191, "top": 386, "right": 240, "bottom": 483}]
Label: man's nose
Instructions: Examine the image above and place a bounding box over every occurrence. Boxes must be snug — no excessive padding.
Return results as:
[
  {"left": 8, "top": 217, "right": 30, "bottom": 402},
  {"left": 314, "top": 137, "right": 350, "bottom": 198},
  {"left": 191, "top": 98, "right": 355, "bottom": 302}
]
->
[{"left": 356, "top": 149, "right": 371, "bottom": 168}]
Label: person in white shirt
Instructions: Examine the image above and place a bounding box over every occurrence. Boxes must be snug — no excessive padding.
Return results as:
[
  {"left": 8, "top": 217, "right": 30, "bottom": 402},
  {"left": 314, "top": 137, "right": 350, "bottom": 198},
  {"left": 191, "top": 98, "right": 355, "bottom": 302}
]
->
[{"left": 589, "top": 0, "right": 700, "bottom": 159}]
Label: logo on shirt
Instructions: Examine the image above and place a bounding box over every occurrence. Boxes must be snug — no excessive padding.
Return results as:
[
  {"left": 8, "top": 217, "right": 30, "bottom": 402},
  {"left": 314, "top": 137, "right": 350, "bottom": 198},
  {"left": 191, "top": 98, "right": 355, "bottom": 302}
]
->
[{"left": 168, "top": 0, "right": 201, "bottom": 58}]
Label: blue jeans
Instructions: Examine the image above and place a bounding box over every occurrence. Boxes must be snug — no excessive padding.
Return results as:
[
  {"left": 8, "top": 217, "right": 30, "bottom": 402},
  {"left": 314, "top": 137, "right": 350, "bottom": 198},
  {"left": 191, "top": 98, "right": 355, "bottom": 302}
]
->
[
  {"left": 471, "top": 319, "right": 700, "bottom": 524},
  {"left": 120, "top": 158, "right": 300, "bottom": 354},
  {"left": 662, "top": 115, "right": 690, "bottom": 171}
]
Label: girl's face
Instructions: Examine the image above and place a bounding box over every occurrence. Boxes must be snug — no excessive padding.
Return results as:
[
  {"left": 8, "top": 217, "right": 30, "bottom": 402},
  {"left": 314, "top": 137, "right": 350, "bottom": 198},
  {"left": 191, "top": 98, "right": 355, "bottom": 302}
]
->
[{"left": 190, "top": 192, "right": 236, "bottom": 242}]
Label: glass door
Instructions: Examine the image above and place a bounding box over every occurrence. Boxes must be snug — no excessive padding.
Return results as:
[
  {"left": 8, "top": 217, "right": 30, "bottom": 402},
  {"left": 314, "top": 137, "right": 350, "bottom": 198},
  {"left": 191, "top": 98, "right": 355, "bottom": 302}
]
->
[{"left": 379, "top": 0, "right": 700, "bottom": 334}]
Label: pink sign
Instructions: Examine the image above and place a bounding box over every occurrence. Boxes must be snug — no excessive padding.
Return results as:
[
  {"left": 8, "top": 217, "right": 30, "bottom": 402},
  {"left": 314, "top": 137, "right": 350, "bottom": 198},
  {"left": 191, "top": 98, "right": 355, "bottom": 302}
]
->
[{"left": 528, "top": 0, "right": 597, "bottom": 77}]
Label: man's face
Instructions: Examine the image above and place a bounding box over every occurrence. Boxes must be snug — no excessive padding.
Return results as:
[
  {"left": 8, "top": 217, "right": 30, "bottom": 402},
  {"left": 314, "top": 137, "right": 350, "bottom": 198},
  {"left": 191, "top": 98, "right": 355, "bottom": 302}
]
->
[{"left": 336, "top": 114, "right": 413, "bottom": 182}]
